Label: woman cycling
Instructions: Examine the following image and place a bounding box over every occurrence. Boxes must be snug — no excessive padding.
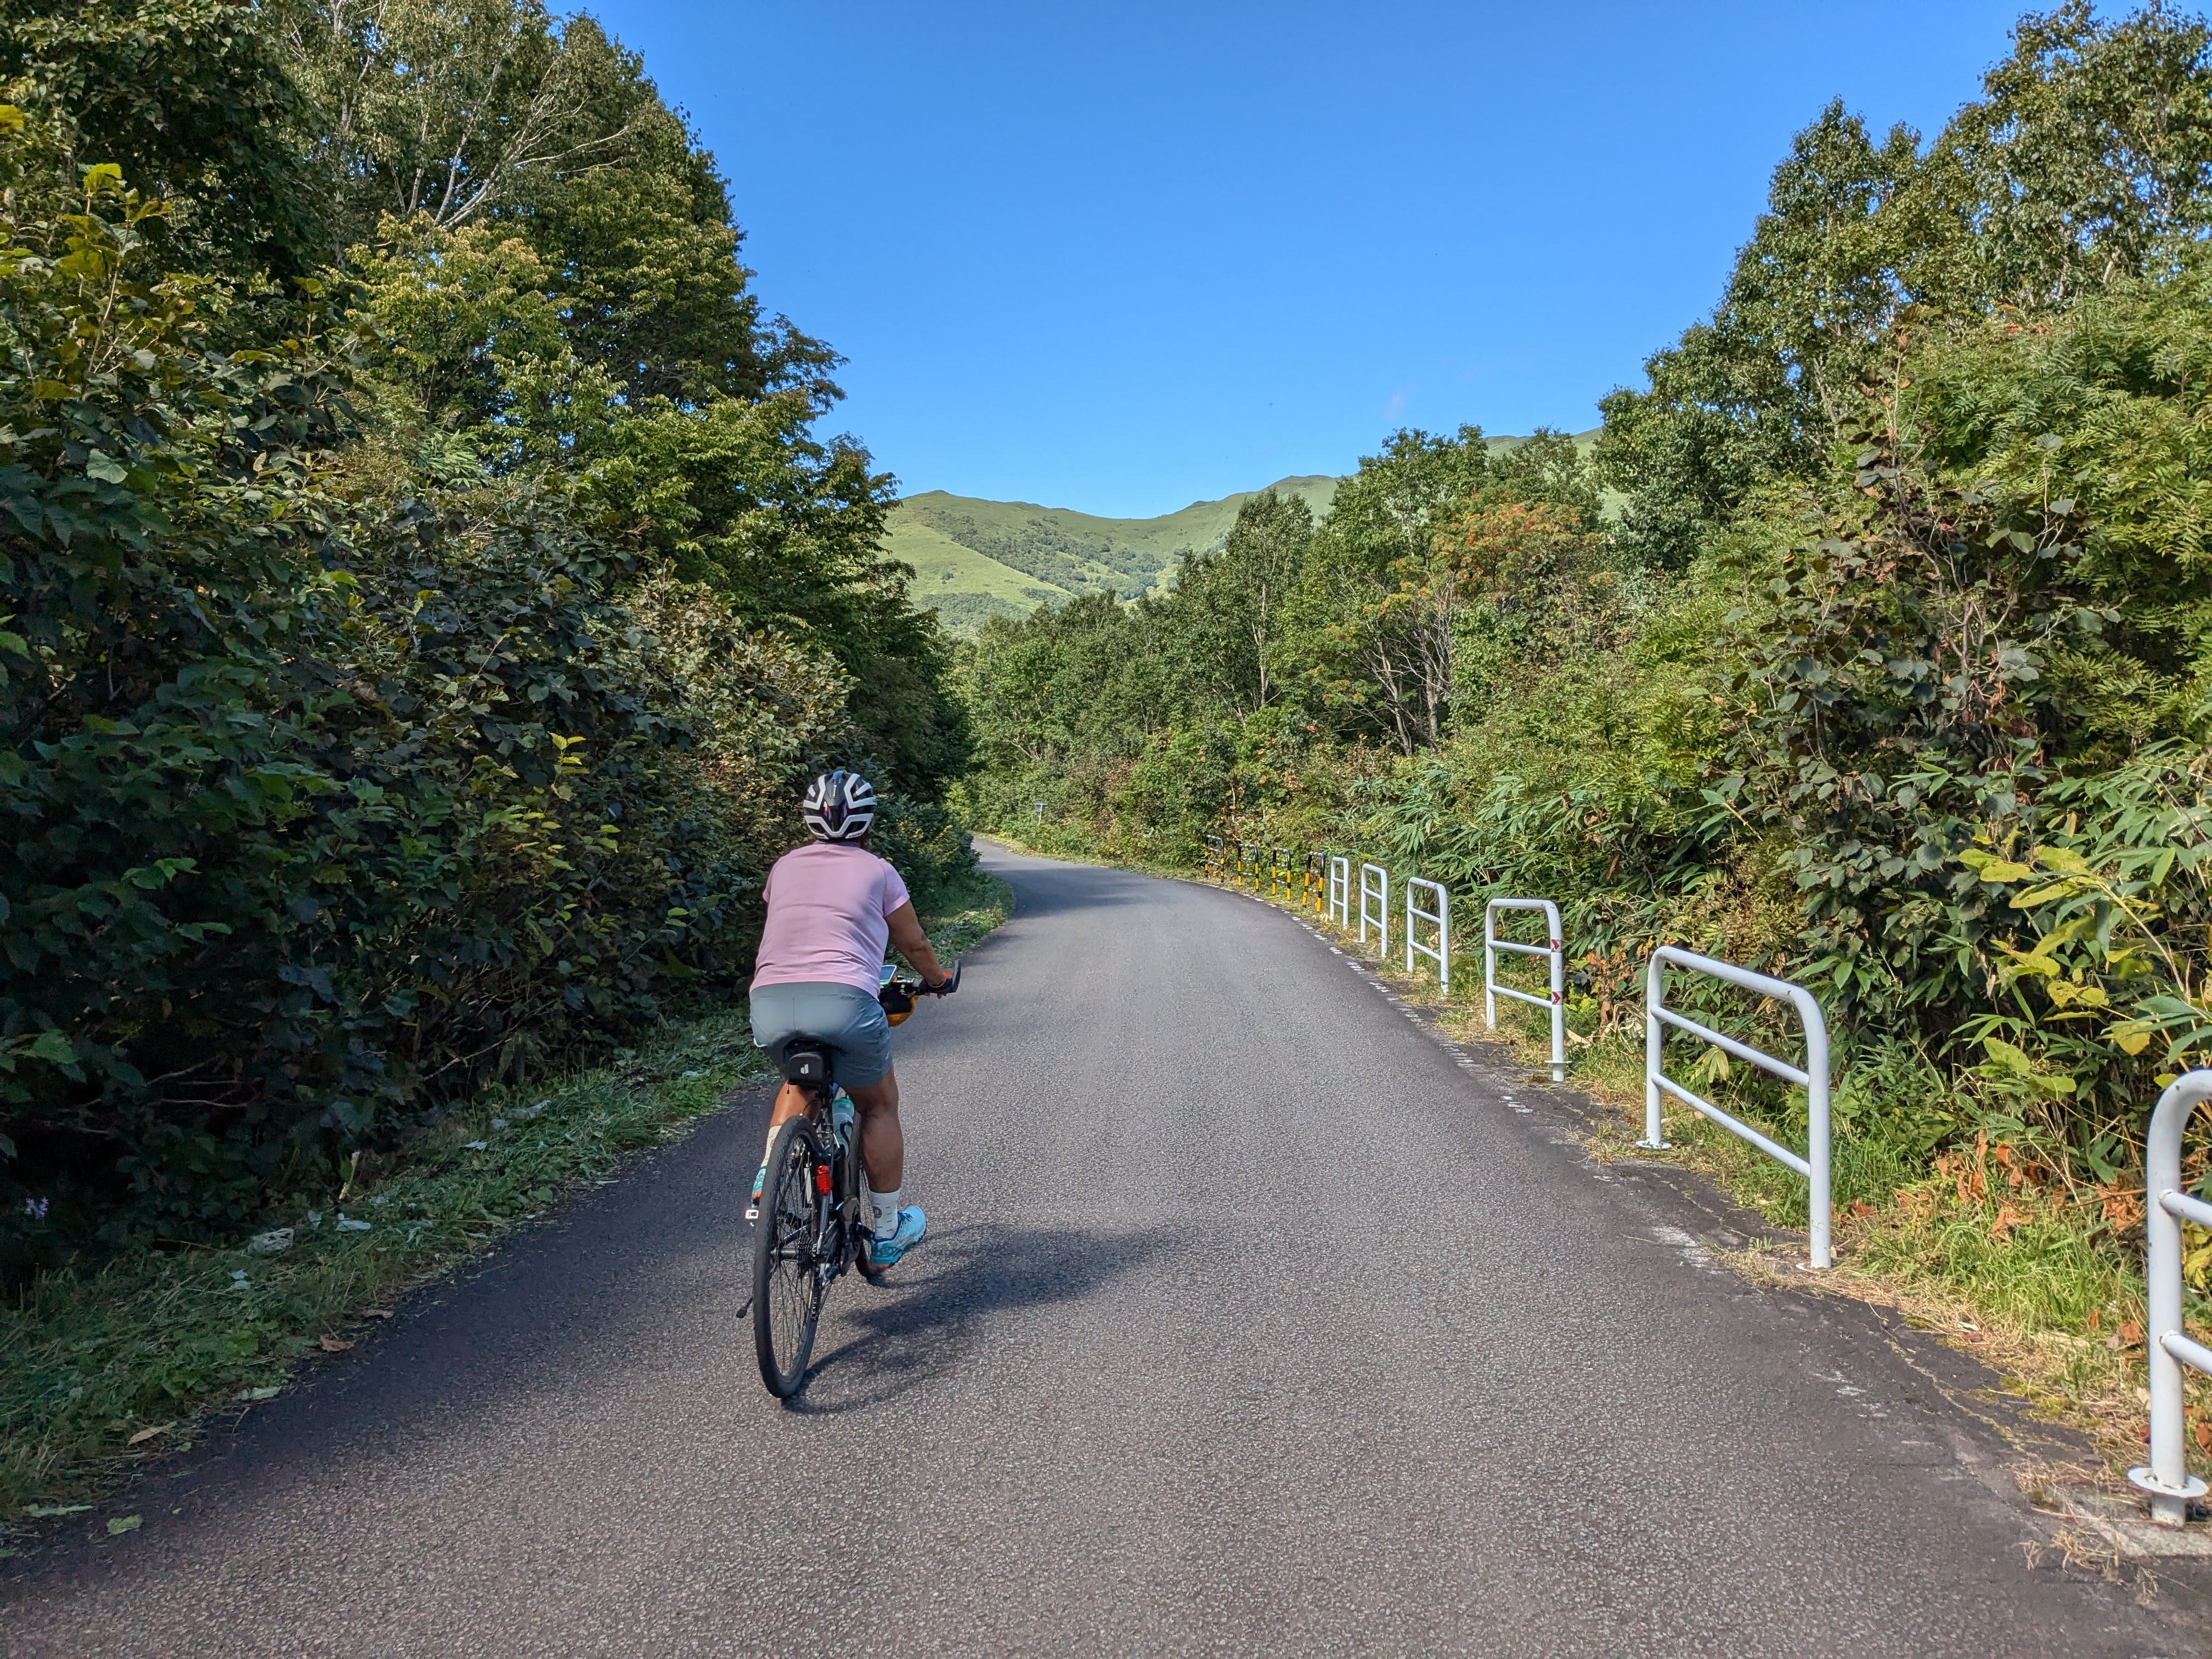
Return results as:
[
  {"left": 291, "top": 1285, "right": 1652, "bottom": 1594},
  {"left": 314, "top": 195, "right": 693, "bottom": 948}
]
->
[{"left": 745, "top": 770, "right": 952, "bottom": 1270}]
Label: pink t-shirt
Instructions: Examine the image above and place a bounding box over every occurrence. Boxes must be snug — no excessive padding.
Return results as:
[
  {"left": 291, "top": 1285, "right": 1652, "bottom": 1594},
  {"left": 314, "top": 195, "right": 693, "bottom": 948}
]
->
[{"left": 750, "top": 843, "right": 912, "bottom": 995}]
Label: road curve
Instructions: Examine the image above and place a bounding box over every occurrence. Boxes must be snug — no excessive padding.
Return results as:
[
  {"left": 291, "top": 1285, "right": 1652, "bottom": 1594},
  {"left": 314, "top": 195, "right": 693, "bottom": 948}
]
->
[{"left": 3, "top": 844, "right": 2202, "bottom": 1656}]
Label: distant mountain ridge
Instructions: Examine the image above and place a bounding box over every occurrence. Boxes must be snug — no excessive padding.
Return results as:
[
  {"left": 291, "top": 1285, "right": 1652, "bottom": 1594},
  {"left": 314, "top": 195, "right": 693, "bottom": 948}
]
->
[{"left": 894, "top": 432, "right": 1592, "bottom": 635}]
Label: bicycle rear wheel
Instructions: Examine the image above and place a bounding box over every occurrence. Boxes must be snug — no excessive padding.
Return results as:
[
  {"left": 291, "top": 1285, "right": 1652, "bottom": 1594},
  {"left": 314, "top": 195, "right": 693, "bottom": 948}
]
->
[{"left": 752, "top": 1113, "right": 826, "bottom": 1396}]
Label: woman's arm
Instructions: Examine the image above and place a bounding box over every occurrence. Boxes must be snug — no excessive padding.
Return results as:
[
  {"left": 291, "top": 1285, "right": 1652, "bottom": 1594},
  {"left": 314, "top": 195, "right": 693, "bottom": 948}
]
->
[{"left": 885, "top": 901, "right": 948, "bottom": 988}]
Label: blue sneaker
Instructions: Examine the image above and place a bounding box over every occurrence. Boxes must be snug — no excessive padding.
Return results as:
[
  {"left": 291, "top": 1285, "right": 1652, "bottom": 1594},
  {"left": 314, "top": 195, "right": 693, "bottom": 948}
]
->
[
  {"left": 744, "top": 1163, "right": 766, "bottom": 1222},
  {"left": 867, "top": 1206, "right": 926, "bottom": 1270}
]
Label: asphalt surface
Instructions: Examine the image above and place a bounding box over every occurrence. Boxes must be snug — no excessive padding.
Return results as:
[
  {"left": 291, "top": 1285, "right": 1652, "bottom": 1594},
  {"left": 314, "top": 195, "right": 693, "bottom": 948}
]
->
[{"left": 5, "top": 844, "right": 2207, "bottom": 1656}]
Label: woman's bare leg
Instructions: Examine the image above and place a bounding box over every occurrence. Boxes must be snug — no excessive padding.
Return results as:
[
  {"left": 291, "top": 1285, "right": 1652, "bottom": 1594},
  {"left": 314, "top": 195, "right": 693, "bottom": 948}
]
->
[
  {"left": 768, "top": 1081, "right": 810, "bottom": 1130},
  {"left": 846, "top": 1066, "right": 903, "bottom": 1193}
]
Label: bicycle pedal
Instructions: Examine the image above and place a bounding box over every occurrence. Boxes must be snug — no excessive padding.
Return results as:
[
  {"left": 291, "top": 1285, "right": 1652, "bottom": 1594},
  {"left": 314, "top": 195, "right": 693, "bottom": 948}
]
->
[{"left": 743, "top": 1204, "right": 760, "bottom": 1221}]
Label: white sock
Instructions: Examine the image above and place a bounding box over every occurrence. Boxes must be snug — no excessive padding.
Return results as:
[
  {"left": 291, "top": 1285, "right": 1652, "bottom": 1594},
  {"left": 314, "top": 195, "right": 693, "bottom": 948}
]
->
[
  {"left": 871, "top": 1186, "right": 902, "bottom": 1239},
  {"left": 760, "top": 1127, "right": 777, "bottom": 1169}
]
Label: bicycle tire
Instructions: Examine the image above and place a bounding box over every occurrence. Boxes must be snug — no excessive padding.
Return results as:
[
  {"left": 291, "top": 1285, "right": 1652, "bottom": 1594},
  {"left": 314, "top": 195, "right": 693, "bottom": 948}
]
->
[{"left": 752, "top": 1112, "right": 826, "bottom": 1396}]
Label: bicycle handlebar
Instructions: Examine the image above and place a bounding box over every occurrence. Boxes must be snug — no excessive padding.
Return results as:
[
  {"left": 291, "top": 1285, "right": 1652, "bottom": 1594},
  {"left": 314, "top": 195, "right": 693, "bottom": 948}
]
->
[{"left": 878, "top": 959, "right": 958, "bottom": 1023}]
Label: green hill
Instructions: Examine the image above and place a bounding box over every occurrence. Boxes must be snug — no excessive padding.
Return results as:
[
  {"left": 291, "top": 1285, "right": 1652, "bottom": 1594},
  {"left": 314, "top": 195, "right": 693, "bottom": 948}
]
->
[
  {"left": 896, "top": 433, "right": 1595, "bottom": 635},
  {"left": 888, "top": 474, "right": 1341, "bottom": 634},
  {"left": 892, "top": 517, "right": 1078, "bottom": 635}
]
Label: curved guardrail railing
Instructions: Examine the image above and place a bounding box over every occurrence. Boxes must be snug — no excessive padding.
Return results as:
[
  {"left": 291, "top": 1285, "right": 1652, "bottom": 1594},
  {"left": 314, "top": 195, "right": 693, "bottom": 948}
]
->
[
  {"left": 1485, "top": 898, "right": 1564, "bottom": 1084},
  {"left": 2130, "top": 1070, "right": 2212, "bottom": 1525},
  {"left": 1358, "top": 862, "right": 1390, "bottom": 958},
  {"left": 1327, "top": 855, "right": 1351, "bottom": 927},
  {"left": 1406, "top": 878, "right": 1450, "bottom": 992},
  {"left": 1643, "top": 946, "right": 1832, "bottom": 1269}
]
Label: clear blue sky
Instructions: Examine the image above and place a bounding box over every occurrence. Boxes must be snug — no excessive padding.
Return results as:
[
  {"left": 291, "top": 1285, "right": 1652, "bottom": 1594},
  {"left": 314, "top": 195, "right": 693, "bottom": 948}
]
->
[{"left": 587, "top": 1, "right": 2036, "bottom": 518}]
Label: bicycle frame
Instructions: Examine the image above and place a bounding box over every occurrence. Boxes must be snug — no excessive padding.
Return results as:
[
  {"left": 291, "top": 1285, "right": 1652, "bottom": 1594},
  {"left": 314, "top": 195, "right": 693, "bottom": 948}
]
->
[{"left": 795, "top": 1077, "right": 868, "bottom": 1285}]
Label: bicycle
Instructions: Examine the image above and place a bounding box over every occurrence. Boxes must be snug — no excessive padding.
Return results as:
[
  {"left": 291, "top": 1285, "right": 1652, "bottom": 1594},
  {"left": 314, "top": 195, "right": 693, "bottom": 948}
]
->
[{"left": 751, "top": 960, "right": 960, "bottom": 1398}]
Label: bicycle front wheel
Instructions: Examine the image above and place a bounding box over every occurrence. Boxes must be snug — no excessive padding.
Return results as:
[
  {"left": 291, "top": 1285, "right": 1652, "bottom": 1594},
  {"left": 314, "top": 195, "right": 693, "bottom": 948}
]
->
[{"left": 752, "top": 1113, "right": 826, "bottom": 1397}]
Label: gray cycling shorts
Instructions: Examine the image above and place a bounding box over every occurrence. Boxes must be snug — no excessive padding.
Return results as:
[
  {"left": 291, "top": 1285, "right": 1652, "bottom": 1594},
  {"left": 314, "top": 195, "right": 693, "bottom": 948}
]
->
[{"left": 748, "top": 980, "right": 893, "bottom": 1088}]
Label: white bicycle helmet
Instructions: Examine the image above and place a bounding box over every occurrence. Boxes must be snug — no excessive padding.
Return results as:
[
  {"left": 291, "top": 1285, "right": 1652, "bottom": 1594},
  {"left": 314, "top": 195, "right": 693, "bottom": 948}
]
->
[{"left": 803, "top": 770, "right": 877, "bottom": 842}]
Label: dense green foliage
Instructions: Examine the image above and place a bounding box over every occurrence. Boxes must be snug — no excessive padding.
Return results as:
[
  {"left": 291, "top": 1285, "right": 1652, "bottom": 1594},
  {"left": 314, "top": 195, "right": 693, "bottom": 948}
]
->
[
  {"left": 0, "top": 0, "right": 969, "bottom": 1273},
  {"left": 959, "top": 2, "right": 2212, "bottom": 1193}
]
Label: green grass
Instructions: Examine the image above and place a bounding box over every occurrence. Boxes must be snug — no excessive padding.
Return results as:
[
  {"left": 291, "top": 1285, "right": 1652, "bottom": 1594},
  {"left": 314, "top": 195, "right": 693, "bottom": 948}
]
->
[
  {"left": 0, "top": 873, "right": 1012, "bottom": 1538},
  {"left": 1854, "top": 1194, "right": 2133, "bottom": 1333}
]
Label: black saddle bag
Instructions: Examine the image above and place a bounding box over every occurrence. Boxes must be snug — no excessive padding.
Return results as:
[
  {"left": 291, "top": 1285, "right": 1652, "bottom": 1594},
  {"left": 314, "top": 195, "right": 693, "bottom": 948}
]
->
[{"left": 777, "top": 1042, "right": 832, "bottom": 1087}]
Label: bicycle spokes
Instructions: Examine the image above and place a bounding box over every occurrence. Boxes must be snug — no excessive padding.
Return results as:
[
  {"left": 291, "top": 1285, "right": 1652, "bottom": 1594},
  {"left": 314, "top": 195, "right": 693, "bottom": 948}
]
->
[{"left": 753, "top": 1118, "right": 827, "bottom": 1395}]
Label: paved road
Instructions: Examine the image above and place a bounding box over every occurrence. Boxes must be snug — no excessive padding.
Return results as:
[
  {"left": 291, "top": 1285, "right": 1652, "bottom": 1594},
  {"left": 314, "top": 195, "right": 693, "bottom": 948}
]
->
[{"left": 5, "top": 846, "right": 2205, "bottom": 1655}]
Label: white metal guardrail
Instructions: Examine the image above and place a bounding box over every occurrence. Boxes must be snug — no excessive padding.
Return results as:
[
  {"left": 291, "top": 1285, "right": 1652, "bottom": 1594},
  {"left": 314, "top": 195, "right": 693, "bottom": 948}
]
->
[
  {"left": 1485, "top": 898, "right": 1564, "bottom": 1083},
  {"left": 1643, "top": 946, "right": 1833, "bottom": 1269},
  {"left": 1327, "top": 856, "right": 1351, "bottom": 927},
  {"left": 2130, "top": 1069, "right": 2212, "bottom": 1525},
  {"left": 1358, "top": 862, "right": 1389, "bottom": 957},
  {"left": 1405, "top": 878, "right": 1449, "bottom": 992}
]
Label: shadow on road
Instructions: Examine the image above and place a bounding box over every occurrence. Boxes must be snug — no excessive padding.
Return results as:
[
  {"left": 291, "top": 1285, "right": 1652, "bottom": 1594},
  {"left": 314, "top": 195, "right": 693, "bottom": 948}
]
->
[{"left": 783, "top": 1219, "right": 1181, "bottom": 1413}]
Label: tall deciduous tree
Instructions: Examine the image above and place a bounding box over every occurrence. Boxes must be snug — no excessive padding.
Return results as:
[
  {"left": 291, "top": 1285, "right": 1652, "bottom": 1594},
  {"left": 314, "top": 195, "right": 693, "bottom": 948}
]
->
[
  {"left": 1597, "top": 2, "right": 2212, "bottom": 571},
  {"left": 285, "top": 0, "right": 640, "bottom": 238},
  {"left": 1941, "top": 1, "right": 2212, "bottom": 310},
  {"left": 1293, "top": 426, "right": 1494, "bottom": 751},
  {"left": 1166, "top": 490, "right": 1312, "bottom": 718},
  {"left": 281, "top": 0, "right": 838, "bottom": 404}
]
